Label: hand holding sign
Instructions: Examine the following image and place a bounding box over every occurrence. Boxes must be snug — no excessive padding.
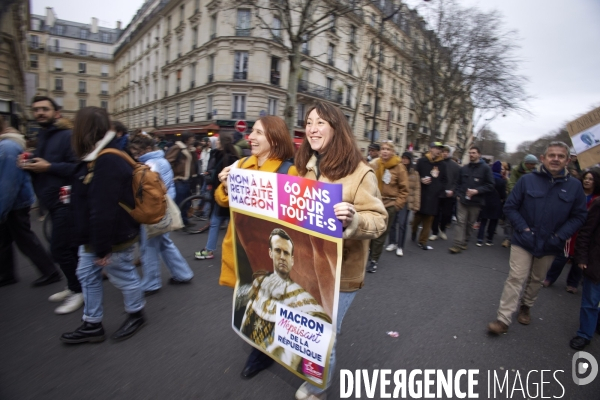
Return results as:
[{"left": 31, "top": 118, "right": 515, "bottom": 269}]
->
[{"left": 333, "top": 202, "right": 356, "bottom": 228}]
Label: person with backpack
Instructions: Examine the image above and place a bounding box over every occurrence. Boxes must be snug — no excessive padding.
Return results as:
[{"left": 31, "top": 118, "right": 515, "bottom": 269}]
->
[
  {"left": 194, "top": 133, "right": 239, "bottom": 260},
  {"left": 60, "top": 107, "right": 145, "bottom": 344},
  {"left": 215, "top": 115, "right": 297, "bottom": 379},
  {"left": 128, "top": 132, "right": 194, "bottom": 295},
  {"left": 165, "top": 132, "right": 198, "bottom": 228}
]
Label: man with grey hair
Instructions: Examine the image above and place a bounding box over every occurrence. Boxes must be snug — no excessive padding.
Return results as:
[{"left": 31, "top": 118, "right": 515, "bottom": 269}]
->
[{"left": 488, "top": 142, "right": 587, "bottom": 334}]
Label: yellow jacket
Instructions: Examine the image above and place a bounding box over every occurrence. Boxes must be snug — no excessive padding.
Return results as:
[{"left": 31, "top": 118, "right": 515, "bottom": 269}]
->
[{"left": 215, "top": 156, "right": 298, "bottom": 287}]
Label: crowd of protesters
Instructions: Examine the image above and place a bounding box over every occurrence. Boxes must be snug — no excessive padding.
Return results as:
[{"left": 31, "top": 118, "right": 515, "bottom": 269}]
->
[{"left": 1, "top": 94, "right": 600, "bottom": 400}]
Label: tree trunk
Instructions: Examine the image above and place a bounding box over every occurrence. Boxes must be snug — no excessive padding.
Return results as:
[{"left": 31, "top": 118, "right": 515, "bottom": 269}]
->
[{"left": 284, "top": 43, "right": 302, "bottom": 138}]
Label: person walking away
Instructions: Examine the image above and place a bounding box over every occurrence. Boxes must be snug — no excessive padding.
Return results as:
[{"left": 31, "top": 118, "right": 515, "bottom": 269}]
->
[
  {"left": 128, "top": 132, "right": 194, "bottom": 295},
  {"left": 430, "top": 145, "right": 459, "bottom": 241},
  {"left": 387, "top": 152, "right": 420, "bottom": 257},
  {"left": 543, "top": 170, "right": 600, "bottom": 293},
  {"left": 166, "top": 132, "right": 198, "bottom": 228},
  {"left": 367, "top": 141, "right": 408, "bottom": 272},
  {"left": 412, "top": 142, "right": 447, "bottom": 250},
  {"left": 215, "top": 115, "right": 298, "bottom": 379},
  {"left": 194, "top": 134, "right": 239, "bottom": 260},
  {"left": 487, "top": 142, "right": 587, "bottom": 335},
  {"left": 570, "top": 197, "right": 600, "bottom": 350},
  {"left": 449, "top": 147, "right": 494, "bottom": 254},
  {"left": 502, "top": 154, "right": 538, "bottom": 248},
  {"left": 477, "top": 161, "right": 506, "bottom": 246},
  {"left": 61, "top": 106, "right": 146, "bottom": 344},
  {"left": 294, "top": 102, "right": 387, "bottom": 399},
  {"left": 0, "top": 124, "right": 60, "bottom": 287},
  {"left": 19, "top": 96, "right": 83, "bottom": 314}
]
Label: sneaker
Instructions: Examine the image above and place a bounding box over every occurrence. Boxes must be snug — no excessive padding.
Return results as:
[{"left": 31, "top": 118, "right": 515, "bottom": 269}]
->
[
  {"left": 476, "top": 241, "right": 483, "bottom": 247},
  {"left": 429, "top": 235, "right": 438, "bottom": 241},
  {"left": 49, "top": 287, "right": 73, "bottom": 303},
  {"left": 439, "top": 231, "right": 448, "bottom": 240},
  {"left": 396, "top": 248, "right": 403, "bottom": 257},
  {"left": 501, "top": 239, "right": 510, "bottom": 248},
  {"left": 570, "top": 336, "right": 590, "bottom": 351},
  {"left": 517, "top": 305, "right": 530, "bottom": 325},
  {"left": 452, "top": 216, "right": 457, "bottom": 222},
  {"left": 487, "top": 320, "right": 508, "bottom": 335},
  {"left": 486, "top": 240, "right": 493, "bottom": 246},
  {"left": 366, "top": 260, "right": 377, "bottom": 273},
  {"left": 418, "top": 244, "right": 433, "bottom": 250},
  {"left": 295, "top": 382, "right": 327, "bottom": 400},
  {"left": 194, "top": 249, "right": 214, "bottom": 260},
  {"left": 385, "top": 244, "right": 398, "bottom": 251},
  {"left": 449, "top": 246, "right": 462, "bottom": 254},
  {"left": 55, "top": 292, "right": 84, "bottom": 315}
]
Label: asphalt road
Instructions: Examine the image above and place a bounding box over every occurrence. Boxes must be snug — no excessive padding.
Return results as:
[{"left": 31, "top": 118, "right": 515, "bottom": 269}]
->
[{"left": 1, "top": 218, "right": 599, "bottom": 400}]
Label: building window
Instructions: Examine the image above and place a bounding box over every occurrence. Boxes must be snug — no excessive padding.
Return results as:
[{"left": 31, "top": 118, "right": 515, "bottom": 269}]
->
[
  {"left": 192, "top": 27, "right": 198, "bottom": 48},
  {"left": 176, "top": 70, "right": 181, "bottom": 93},
  {"left": 101, "top": 82, "right": 109, "bottom": 95},
  {"left": 102, "top": 33, "right": 110, "bottom": 43},
  {"left": 79, "top": 80, "right": 86, "bottom": 93},
  {"left": 79, "top": 99, "right": 86, "bottom": 109},
  {"left": 30, "top": 54, "right": 38, "bottom": 69},
  {"left": 165, "top": 45, "right": 170, "bottom": 64},
  {"left": 236, "top": 9, "right": 251, "bottom": 36},
  {"left": 53, "top": 39, "right": 60, "bottom": 52},
  {"left": 210, "top": 14, "right": 217, "bottom": 39},
  {"left": 297, "top": 103, "right": 306, "bottom": 126},
  {"left": 268, "top": 98, "right": 277, "bottom": 115},
  {"left": 79, "top": 62, "right": 87, "bottom": 74},
  {"left": 273, "top": 17, "right": 281, "bottom": 38},
  {"left": 326, "top": 77, "right": 333, "bottom": 96},
  {"left": 31, "top": 19, "right": 41, "bottom": 30},
  {"left": 164, "top": 76, "right": 169, "bottom": 97},
  {"left": 101, "top": 101, "right": 108, "bottom": 110},
  {"left": 190, "top": 99, "right": 195, "bottom": 121},
  {"left": 194, "top": 0, "right": 200, "bottom": 12},
  {"left": 301, "top": 34, "right": 309, "bottom": 55},
  {"left": 54, "top": 59, "right": 62, "bottom": 71},
  {"left": 234, "top": 51, "right": 248, "bottom": 80},
  {"left": 346, "top": 85, "right": 352, "bottom": 107},
  {"left": 164, "top": 106, "right": 168, "bottom": 124},
  {"left": 176, "top": 103, "right": 180, "bottom": 123},
  {"left": 101, "top": 64, "right": 109, "bottom": 77},
  {"left": 327, "top": 44, "right": 335, "bottom": 65},
  {"left": 190, "top": 63, "right": 196, "bottom": 88},
  {"left": 350, "top": 25, "right": 356, "bottom": 45},
  {"left": 80, "top": 29, "right": 88, "bottom": 39},
  {"left": 348, "top": 54, "right": 354, "bottom": 74},
  {"left": 270, "top": 57, "right": 280, "bottom": 85},
  {"left": 177, "top": 38, "right": 182, "bottom": 58},
  {"left": 30, "top": 35, "right": 39, "bottom": 48},
  {"left": 232, "top": 94, "right": 246, "bottom": 119},
  {"left": 180, "top": 4, "right": 185, "bottom": 22},
  {"left": 56, "top": 25, "right": 64, "bottom": 35},
  {"left": 55, "top": 78, "right": 63, "bottom": 91},
  {"left": 79, "top": 43, "right": 87, "bottom": 56},
  {"left": 207, "top": 95, "right": 213, "bottom": 118}
]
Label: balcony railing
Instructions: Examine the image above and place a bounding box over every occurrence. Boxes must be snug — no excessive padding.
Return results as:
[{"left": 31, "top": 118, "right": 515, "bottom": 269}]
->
[
  {"left": 101, "top": 90, "right": 108, "bottom": 95},
  {"left": 407, "top": 122, "right": 416, "bottom": 131},
  {"left": 233, "top": 71, "right": 247, "bottom": 80},
  {"left": 297, "top": 80, "right": 343, "bottom": 104},
  {"left": 270, "top": 72, "right": 280, "bottom": 86},
  {"left": 236, "top": 28, "right": 251, "bottom": 37},
  {"left": 41, "top": 44, "right": 112, "bottom": 59},
  {"left": 232, "top": 111, "right": 246, "bottom": 119}
]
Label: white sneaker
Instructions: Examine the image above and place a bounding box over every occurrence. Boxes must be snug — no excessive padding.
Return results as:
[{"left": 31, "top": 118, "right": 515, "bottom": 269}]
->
[
  {"left": 49, "top": 287, "right": 73, "bottom": 303},
  {"left": 396, "top": 248, "right": 403, "bottom": 257},
  {"left": 385, "top": 244, "right": 398, "bottom": 251},
  {"left": 295, "top": 382, "right": 327, "bottom": 400},
  {"left": 439, "top": 231, "right": 448, "bottom": 240},
  {"left": 54, "top": 293, "right": 84, "bottom": 315},
  {"left": 429, "top": 235, "right": 438, "bottom": 241}
]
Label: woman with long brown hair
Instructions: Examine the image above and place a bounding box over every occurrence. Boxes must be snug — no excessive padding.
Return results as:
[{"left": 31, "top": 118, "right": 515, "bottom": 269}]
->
[{"left": 294, "top": 102, "right": 387, "bottom": 400}]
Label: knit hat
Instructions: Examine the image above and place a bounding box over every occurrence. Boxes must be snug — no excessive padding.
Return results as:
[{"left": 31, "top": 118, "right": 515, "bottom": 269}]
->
[
  {"left": 492, "top": 160, "right": 502, "bottom": 174},
  {"left": 524, "top": 154, "right": 538, "bottom": 164}
]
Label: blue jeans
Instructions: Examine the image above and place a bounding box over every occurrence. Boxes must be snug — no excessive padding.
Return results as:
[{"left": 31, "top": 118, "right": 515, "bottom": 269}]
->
[
  {"left": 388, "top": 206, "right": 410, "bottom": 248},
  {"left": 545, "top": 254, "right": 582, "bottom": 287},
  {"left": 576, "top": 276, "right": 600, "bottom": 340},
  {"left": 140, "top": 226, "right": 194, "bottom": 291},
  {"left": 303, "top": 291, "right": 358, "bottom": 394},
  {"left": 205, "top": 208, "right": 228, "bottom": 251},
  {"left": 174, "top": 180, "right": 191, "bottom": 225},
  {"left": 76, "top": 245, "right": 145, "bottom": 323}
]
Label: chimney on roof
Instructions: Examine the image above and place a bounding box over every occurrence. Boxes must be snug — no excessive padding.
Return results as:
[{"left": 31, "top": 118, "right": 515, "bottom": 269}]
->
[
  {"left": 91, "top": 17, "right": 99, "bottom": 34},
  {"left": 45, "top": 7, "right": 56, "bottom": 27},
  {"left": 116, "top": 20, "right": 122, "bottom": 30}
]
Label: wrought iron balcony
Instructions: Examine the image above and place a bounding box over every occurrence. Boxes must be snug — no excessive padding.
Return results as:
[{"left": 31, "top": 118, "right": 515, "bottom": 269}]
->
[
  {"left": 232, "top": 112, "right": 246, "bottom": 119},
  {"left": 236, "top": 28, "right": 251, "bottom": 37},
  {"left": 297, "top": 80, "right": 343, "bottom": 104},
  {"left": 233, "top": 71, "right": 247, "bottom": 80},
  {"left": 270, "top": 72, "right": 280, "bottom": 86}
]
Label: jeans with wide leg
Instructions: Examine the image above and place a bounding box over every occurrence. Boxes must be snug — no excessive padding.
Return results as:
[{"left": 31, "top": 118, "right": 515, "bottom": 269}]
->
[
  {"left": 388, "top": 206, "right": 410, "bottom": 249},
  {"left": 139, "top": 225, "right": 194, "bottom": 291},
  {"left": 76, "top": 245, "right": 145, "bottom": 323},
  {"left": 49, "top": 205, "right": 81, "bottom": 293},
  {"left": 576, "top": 276, "right": 600, "bottom": 340},
  {"left": 205, "top": 206, "right": 227, "bottom": 251}
]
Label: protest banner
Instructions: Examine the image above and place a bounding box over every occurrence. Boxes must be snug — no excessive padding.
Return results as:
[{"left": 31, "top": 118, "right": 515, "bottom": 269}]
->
[
  {"left": 228, "top": 168, "right": 343, "bottom": 388},
  {"left": 567, "top": 105, "right": 600, "bottom": 169}
]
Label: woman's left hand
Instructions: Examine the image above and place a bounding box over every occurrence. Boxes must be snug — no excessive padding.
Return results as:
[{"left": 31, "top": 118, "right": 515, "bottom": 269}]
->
[{"left": 334, "top": 202, "right": 356, "bottom": 228}]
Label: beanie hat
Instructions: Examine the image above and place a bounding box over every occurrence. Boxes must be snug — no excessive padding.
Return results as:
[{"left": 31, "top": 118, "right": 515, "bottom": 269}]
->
[
  {"left": 524, "top": 154, "right": 538, "bottom": 164},
  {"left": 492, "top": 160, "right": 502, "bottom": 174}
]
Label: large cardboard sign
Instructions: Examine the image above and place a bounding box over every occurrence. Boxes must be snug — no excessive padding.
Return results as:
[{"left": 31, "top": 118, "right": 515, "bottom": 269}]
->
[
  {"left": 567, "top": 105, "right": 600, "bottom": 169},
  {"left": 228, "top": 169, "right": 343, "bottom": 388}
]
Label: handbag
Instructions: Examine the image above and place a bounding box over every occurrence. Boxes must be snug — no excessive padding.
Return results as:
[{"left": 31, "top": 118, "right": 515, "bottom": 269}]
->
[{"left": 144, "top": 195, "right": 184, "bottom": 239}]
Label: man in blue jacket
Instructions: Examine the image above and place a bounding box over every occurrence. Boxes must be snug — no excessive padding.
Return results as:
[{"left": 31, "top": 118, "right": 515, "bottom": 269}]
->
[
  {"left": 19, "top": 96, "right": 83, "bottom": 314},
  {"left": 0, "top": 126, "right": 59, "bottom": 287},
  {"left": 488, "top": 141, "right": 587, "bottom": 334}
]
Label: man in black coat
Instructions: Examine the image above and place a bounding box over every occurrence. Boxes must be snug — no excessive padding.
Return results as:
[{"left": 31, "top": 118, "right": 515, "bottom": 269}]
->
[
  {"left": 430, "top": 145, "right": 460, "bottom": 241},
  {"left": 412, "top": 142, "right": 447, "bottom": 250},
  {"left": 449, "top": 146, "right": 494, "bottom": 254},
  {"left": 19, "top": 96, "right": 82, "bottom": 315}
]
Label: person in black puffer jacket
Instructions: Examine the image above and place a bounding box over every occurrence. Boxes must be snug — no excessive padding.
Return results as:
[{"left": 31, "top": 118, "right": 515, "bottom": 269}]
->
[{"left": 60, "top": 107, "right": 146, "bottom": 345}]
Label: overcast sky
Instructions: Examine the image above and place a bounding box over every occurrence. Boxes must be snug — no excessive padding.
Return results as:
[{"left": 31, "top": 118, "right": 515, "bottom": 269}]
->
[{"left": 32, "top": 0, "right": 600, "bottom": 152}]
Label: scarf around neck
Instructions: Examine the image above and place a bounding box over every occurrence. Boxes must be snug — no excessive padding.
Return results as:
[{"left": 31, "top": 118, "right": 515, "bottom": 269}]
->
[
  {"left": 376, "top": 155, "right": 400, "bottom": 191},
  {"left": 425, "top": 152, "right": 443, "bottom": 163}
]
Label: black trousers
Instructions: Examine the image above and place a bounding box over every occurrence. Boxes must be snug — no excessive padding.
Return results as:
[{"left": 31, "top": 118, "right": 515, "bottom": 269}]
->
[
  {"left": 48, "top": 205, "right": 81, "bottom": 293},
  {"left": 0, "top": 207, "right": 58, "bottom": 280},
  {"left": 431, "top": 197, "right": 455, "bottom": 235}
]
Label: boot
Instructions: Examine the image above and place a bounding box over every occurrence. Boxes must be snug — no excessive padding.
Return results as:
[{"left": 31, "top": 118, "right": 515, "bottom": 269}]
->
[
  {"left": 487, "top": 320, "right": 508, "bottom": 335},
  {"left": 517, "top": 305, "right": 531, "bottom": 325},
  {"left": 111, "top": 310, "right": 146, "bottom": 341},
  {"left": 61, "top": 321, "right": 105, "bottom": 344}
]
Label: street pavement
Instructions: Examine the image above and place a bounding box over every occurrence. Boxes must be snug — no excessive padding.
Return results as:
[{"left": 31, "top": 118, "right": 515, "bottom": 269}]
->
[{"left": 1, "top": 219, "right": 599, "bottom": 400}]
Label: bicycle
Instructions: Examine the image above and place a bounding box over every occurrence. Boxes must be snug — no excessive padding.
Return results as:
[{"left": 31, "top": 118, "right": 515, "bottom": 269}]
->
[{"left": 178, "top": 191, "right": 212, "bottom": 234}]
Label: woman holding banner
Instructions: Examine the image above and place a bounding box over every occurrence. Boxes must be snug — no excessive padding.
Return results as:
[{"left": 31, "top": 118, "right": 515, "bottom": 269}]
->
[
  {"left": 215, "top": 115, "right": 298, "bottom": 378},
  {"left": 294, "top": 102, "right": 387, "bottom": 400}
]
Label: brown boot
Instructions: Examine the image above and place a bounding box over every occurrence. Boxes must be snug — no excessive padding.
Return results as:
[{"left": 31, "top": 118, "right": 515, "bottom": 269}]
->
[
  {"left": 487, "top": 320, "right": 508, "bottom": 334},
  {"left": 517, "top": 305, "right": 531, "bottom": 325}
]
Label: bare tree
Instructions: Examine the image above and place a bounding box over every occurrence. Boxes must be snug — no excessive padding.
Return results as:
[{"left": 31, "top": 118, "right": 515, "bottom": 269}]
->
[{"left": 409, "top": 0, "right": 530, "bottom": 148}]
